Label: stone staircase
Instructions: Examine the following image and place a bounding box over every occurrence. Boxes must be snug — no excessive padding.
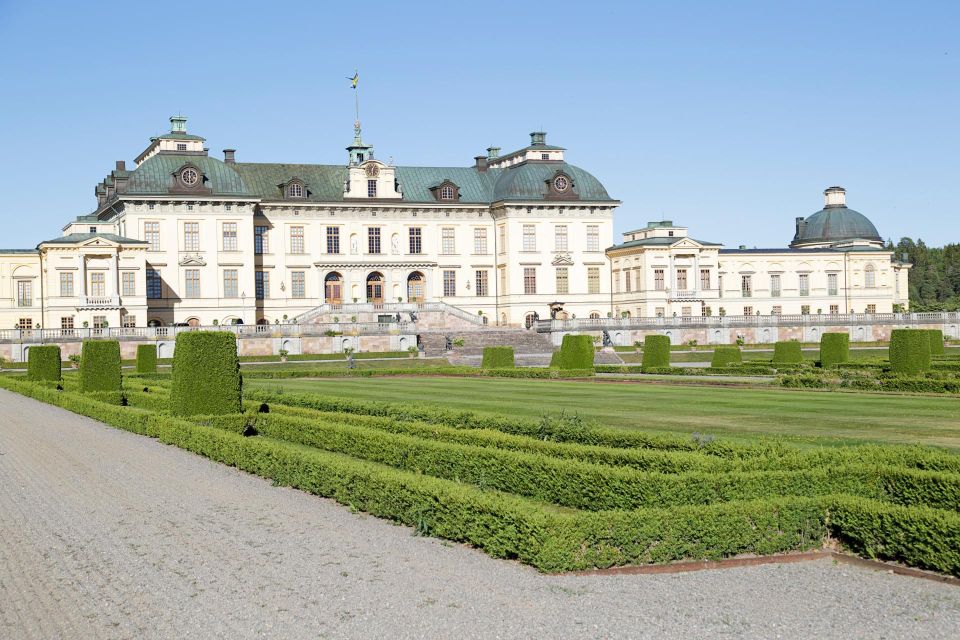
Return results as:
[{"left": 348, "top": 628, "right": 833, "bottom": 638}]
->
[{"left": 420, "top": 328, "right": 556, "bottom": 365}]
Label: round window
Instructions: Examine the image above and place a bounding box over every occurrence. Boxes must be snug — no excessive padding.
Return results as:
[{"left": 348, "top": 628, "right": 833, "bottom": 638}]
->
[
  {"left": 180, "top": 168, "right": 199, "bottom": 186},
  {"left": 553, "top": 175, "right": 569, "bottom": 192}
]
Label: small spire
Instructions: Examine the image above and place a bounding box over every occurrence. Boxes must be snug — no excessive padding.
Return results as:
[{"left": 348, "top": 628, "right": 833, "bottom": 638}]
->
[{"left": 170, "top": 115, "right": 187, "bottom": 133}]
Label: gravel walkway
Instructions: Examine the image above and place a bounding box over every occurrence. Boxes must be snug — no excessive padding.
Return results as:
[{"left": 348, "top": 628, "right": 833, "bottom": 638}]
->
[{"left": 1, "top": 388, "right": 958, "bottom": 639}]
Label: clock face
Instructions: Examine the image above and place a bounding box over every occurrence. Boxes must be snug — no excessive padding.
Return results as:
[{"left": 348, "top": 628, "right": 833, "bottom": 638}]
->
[
  {"left": 553, "top": 175, "right": 569, "bottom": 192},
  {"left": 365, "top": 163, "right": 380, "bottom": 178},
  {"left": 180, "top": 168, "right": 199, "bottom": 186}
]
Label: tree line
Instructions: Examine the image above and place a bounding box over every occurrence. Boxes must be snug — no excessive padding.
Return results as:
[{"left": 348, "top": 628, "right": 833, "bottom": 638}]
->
[{"left": 889, "top": 238, "right": 960, "bottom": 311}]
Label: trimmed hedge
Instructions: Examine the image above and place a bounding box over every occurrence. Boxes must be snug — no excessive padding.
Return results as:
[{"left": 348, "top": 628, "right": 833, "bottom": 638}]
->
[
  {"left": 136, "top": 344, "right": 158, "bottom": 374},
  {"left": 243, "top": 367, "right": 595, "bottom": 380},
  {"left": 79, "top": 340, "right": 122, "bottom": 392},
  {"left": 772, "top": 341, "right": 803, "bottom": 364},
  {"left": 927, "top": 329, "right": 945, "bottom": 356},
  {"left": 641, "top": 335, "right": 671, "bottom": 372},
  {"left": 711, "top": 346, "right": 742, "bottom": 368},
  {"left": 550, "top": 335, "right": 595, "bottom": 370},
  {"left": 820, "top": 333, "right": 850, "bottom": 368},
  {"left": 889, "top": 329, "right": 931, "bottom": 375},
  {"left": 27, "top": 345, "right": 61, "bottom": 382},
  {"left": 170, "top": 331, "right": 242, "bottom": 416},
  {"left": 481, "top": 346, "right": 515, "bottom": 369}
]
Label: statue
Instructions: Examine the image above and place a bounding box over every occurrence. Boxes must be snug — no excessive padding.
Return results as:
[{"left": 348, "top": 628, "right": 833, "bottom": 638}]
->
[
  {"left": 391, "top": 235, "right": 400, "bottom": 255},
  {"left": 350, "top": 236, "right": 359, "bottom": 255},
  {"left": 602, "top": 330, "right": 612, "bottom": 347},
  {"left": 444, "top": 335, "right": 453, "bottom": 351}
]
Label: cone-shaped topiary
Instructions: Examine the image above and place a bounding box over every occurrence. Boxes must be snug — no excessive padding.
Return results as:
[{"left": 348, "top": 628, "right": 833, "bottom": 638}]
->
[
  {"left": 927, "top": 329, "right": 945, "bottom": 356},
  {"left": 551, "top": 335, "right": 595, "bottom": 370},
  {"left": 820, "top": 333, "right": 850, "bottom": 368},
  {"left": 641, "top": 335, "right": 671, "bottom": 372},
  {"left": 481, "top": 346, "right": 515, "bottom": 369},
  {"left": 890, "top": 329, "right": 931, "bottom": 375},
  {"left": 136, "top": 344, "right": 158, "bottom": 373},
  {"left": 170, "top": 331, "right": 241, "bottom": 416},
  {"left": 772, "top": 341, "right": 803, "bottom": 364},
  {"left": 79, "top": 340, "right": 122, "bottom": 391},
  {"left": 711, "top": 346, "right": 743, "bottom": 368},
  {"left": 27, "top": 345, "right": 61, "bottom": 382}
]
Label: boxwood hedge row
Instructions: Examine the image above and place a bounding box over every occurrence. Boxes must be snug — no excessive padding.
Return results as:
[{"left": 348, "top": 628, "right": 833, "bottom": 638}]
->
[
  {"left": 641, "top": 335, "right": 671, "bottom": 372},
  {"left": 710, "top": 346, "right": 742, "bottom": 368},
  {"left": 79, "top": 340, "right": 122, "bottom": 392},
  {"left": 170, "top": 331, "right": 242, "bottom": 416},
  {"left": 27, "top": 345, "right": 61, "bottom": 382},
  {"left": 136, "top": 344, "right": 158, "bottom": 374},
  {"left": 820, "top": 333, "right": 850, "bottom": 368},
  {"left": 927, "top": 329, "right": 946, "bottom": 356},
  {"left": 481, "top": 346, "right": 515, "bottom": 369},
  {"left": 550, "top": 335, "right": 595, "bottom": 370},
  {"left": 772, "top": 341, "right": 803, "bottom": 364},
  {"left": 889, "top": 329, "right": 932, "bottom": 375}
]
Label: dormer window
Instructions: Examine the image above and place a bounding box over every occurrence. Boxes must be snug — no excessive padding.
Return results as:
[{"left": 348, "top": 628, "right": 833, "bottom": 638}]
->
[
  {"left": 288, "top": 182, "right": 304, "bottom": 198},
  {"left": 177, "top": 143, "right": 187, "bottom": 151},
  {"left": 541, "top": 153, "right": 550, "bottom": 160},
  {"left": 440, "top": 185, "right": 454, "bottom": 200},
  {"left": 430, "top": 180, "right": 460, "bottom": 202},
  {"left": 553, "top": 175, "right": 569, "bottom": 192},
  {"left": 180, "top": 167, "right": 199, "bottom": 186}
]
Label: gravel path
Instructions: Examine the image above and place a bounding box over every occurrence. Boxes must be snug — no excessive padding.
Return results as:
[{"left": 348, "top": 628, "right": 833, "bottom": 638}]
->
[{"left": 1, "top": 388, "right": 958, "bottom": 639}]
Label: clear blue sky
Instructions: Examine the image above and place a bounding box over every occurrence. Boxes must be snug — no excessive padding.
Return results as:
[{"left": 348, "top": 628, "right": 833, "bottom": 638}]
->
[{"left": 0, "top": 0, "right": 956, "bottom": 249}]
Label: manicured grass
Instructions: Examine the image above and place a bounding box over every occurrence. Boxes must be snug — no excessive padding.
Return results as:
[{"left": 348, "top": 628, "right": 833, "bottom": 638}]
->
[
  {"left": 619, "top": 346, "right": 960, "bottom": 364},
  {"left": 249, "top": 376, "right": 960, "bottom": 449},
  {"left": 242, "top": 358, "right": 449, "bottom": 371}
]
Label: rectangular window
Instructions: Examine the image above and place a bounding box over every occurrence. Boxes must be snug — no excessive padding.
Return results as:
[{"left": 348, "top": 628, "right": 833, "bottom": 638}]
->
[
  {"left": 866, "top": 304, "right": 877, "bottom": 314},
  {"left": 801, "top": 304, "right": 811, "bottom": 315},
  {"left": 144, "top": 222, "right": 160, "bottom": 251},
  {"left": 254, "top": 225, "right": 268, "bottom": 254},
  {"left": 474, "top": 228, "right": 487, "bottom": 254},
  {"left": 654, "top": 269, "right": 665, "bottom": 291},
  {"left": 499, "top": 267, "right": 507, "bottom": 296},
  {"left": 475, "top": 270, "right": 489, "bottom": 296},
  {"left": 676, "top": 269, "right": 688, "bottom": 290},
  {"left": 441, "top": 227, "right": 455, "bottom": 255},
  {"left": 718, "top": 274, "right": 724, "bottom": 298},
  {"left": 122, "top": 272, "right": 136, "bottom": 297},
  {"left": 183, "top": 222, "right": 199, "bottom": 252},
  {"left": 291, "top": 271, "right": 305, "bottom": 298},
  {"left": 222, "top": 222, "right": 237, "bottom": 251},
  {"left": 409, "top": 227, "right": 422, "bottom": 254},
  {"left": 586, "top": 225, "right": 599, "bottom": 252},
  {"left": 325, "top": 226, "right": 340, "bottom": 254},
  {"left": 443, "top": 270, "right": 456, "bottom": 296},
  {"left": 92, "top": 315, "right": 107, "bottom": 329},
  {"left": 828, "top": 273, "right": 838, "bottom": 296},
  {"left": 743, "top": 306, "right": 753, "bottom": 316},
  {"left": 623, "top": 269, "right": 631, "bottom": 293},
  {"left": 702, "top": 306, "right": 711, "bottom": 317},
  {"left": 700, "top": 269, "right": 710, "bottom": 290},
  {"left": 122, "top": 314, "right": 136, "bottom": 328},
  {"left": 770, "top": 274, "right": 781, "bottom": 297},
  {"left": 90, "top": 272, "right": 105, "bottom": 297},
  {"left": 147, "top": 269, "right": 162, "bottom": 299},
  {"left": 498, "top": 226, "right": 506, "bottom": 254},
  {"left": 522, "top": 225, "right": 536, "bottom": 251},
  {"left": 741, "top": 275, "right": 752, "bottom": 298},
  {"left": 184, "top": 269, "right": 200, "bottom": 298},
  {"left": 223, "top": 269, "right": 238, "bottom": 298},
  {"left": 554, "top": 225, "right": 568, "bottom": 251},
  {"left": 176, "top": 143, "right": 187, "bottom": 151},
  {"left": 368, "top": 227, "right": 381, "bottom": 254},
  {"left": 61, "top": 316, "right": 74, "bottom": 330},
  {"left": 289, "top": 226, "right": 304, "bottom": 254},
  {"left": 681, "top": 306, "right": 692, "bottom": 317},
  {"left": 523, "top": 267, "right": 537, "bottom": 295},
  {"left": 587, "top": 267, "right": 600, "bottom": 294},
  {"left": 16, "top": 280, "right": 32, "bottom": 307},
  {"left": 829, "top": 304, "right": 839, "bottom": 314},
  {"left": 367, "top": 179, "right": 377, "bottom": 198},
  {"left": 772, "top": 305, "right": 782, "bottom": 315},
  {"left": 865, "top": 268, "right": 876, "bottom": 288},
  {"left": 60, "top": 272, "right": 74, "bottom": 297},
  {"left": 799, "top": 274, "right": 809, "bottom": 297},
  {"left": 255, "top": 270, "right": 269, "bottom": 300},
  {"left": 556, "top": 267, "right": 569, "bottom": 295}
]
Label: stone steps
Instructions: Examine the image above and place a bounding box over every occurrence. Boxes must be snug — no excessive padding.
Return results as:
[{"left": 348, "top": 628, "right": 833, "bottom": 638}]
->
[{"left": 419, "top": 329, "right": 556, "bottom": 358}]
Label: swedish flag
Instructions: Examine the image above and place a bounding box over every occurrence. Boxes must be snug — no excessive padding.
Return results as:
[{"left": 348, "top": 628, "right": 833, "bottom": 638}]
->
[{"left": 348, "top": 72, "right": 359, "bottom": 89}]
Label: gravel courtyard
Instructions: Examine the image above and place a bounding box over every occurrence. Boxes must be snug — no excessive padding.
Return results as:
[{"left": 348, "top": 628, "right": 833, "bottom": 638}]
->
[{"left": 1, "top": 388, "right": 958, "bottom": 639}]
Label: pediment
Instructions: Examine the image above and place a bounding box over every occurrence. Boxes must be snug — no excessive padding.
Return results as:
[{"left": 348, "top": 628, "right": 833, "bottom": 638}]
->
[
  {"left": 551, "top": 253, "right": 574, "bottom": 266},
  {"left": 79, "top": 237, "right": 121, "bottom": 249},
  {"left": 178, "top": 254, "right": 207, "bottom": 267}
]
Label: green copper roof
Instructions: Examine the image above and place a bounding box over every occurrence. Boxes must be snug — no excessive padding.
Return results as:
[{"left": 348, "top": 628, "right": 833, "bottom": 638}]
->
[
  {"left": 39, "top": 232, "right": 148, "bottom": 245},
  {"left": 395, "top": 166, "right": 501, "bottom": 203},
  {"left": 232, "top": 163, "right": 347, "bottom": 201},
  {"left": 791, "top": 206, "right": 882, "bottom": 247},
  {"left": 608, "top": 236, "right": 722, "bottom": 251},
  {"left": 0, "top": 248, "right": 38, "bottom": 254},
  {"left": 153, "top": 132, "right": 206, "bottom": 141},
  {"left": 126, "top": 154, "right": 250, "bottom": 196},
  {"left": 492, "top": 162, "right": 611, "bottom": 201}
]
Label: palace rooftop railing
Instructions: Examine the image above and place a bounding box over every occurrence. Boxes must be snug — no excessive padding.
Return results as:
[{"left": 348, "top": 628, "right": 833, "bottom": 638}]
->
[{"left": 294, "top": 301, "right": 485, "bottom": 326}]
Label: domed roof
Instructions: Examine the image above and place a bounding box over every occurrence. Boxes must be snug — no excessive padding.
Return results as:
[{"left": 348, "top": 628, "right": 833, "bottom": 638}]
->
[
  {"left": 492, "top": 162, "right": 612, "bottom": 202},
  {"left": 126, "top": 154, "right": 250, "bottom": 196},
  {"left": 790, "top": 187, "right": 882, "bottom": 248}
]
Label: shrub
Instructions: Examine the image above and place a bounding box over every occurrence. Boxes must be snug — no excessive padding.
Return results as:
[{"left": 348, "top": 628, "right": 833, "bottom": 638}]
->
[
  {"left": 772, "top": 341, "right": 803, "bottom": 364},
  {"left": 481, "top": 346, "right": 515, "bottom": 369},
  {"left": 27, "top": 345, "right": 61, "bottom": 382},
  {"left": 136, "top": 344, "right": 158, "bottom": 374},
  {"left": 711, "top": 346, "right": 742, "bottom": 368},
  {"left": 551, "top": 335, "right": 594, "bottom": 370},
  {"left": 889, "top": 329, "right": 931, "bottom": 375},
  {"left": 79, "top": 340, "right": 122, "bottom": 392},
  {"left": 641, "top": 335, "right": 671, "bottom": 372},
  {"left": 927, "top": 329, "right": 945, "bottom": 356},
  {"left": 170, "top": 331, "right": 242, "bottom": 416},
  {"left": 820, "top": 333, "right": 850, "bottom": 368}
]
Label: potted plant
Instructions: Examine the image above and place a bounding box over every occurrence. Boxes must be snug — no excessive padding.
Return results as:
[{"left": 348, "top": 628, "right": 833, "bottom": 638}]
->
[
  {"left": 68, "top": 354, "right": 81, "bottom": 369},
  {"left": 350, "top": 315, "right": 357, "bottom": 323},
  {"left": 397, "top": 296, "right": 403, "bottom": 303},
  {"left": 407, "top": 345, "right": 418, "bottom": 358},
  {"left": 212, "top": 319, "right": 219, "bottom": 326},
  {"left": 278, "top": 349, "right": 289, "bottom": 363},
  {"left": 452, "top": 338, "right": 465, "bottom": 347}
]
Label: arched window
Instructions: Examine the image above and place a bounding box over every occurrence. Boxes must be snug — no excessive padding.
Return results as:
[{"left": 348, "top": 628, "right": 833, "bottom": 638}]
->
[
  {"left": 864, "top": 264, "right": 876, "bottom": 288},
  {"left": 366, "top": 272, "right": 384, "bottom": 304},
  {"left": 524, "top": 312, "right": 536, "bottom": 329},
  {"left": 439, "top": 185, "right": 454, "bottom": 200},
  {"left": 148, "top": 318, "right": 162, "bottom": 327},
  {"left": 288, "top": 182, "right": 304, "bottom": 198},
  {"left": 407, "top": 272, "right": 425, "bottom": 303},
  {"left": 325, "top": 272, "right": 343, "bottom": 304},
  {"left": 589, "top": 312, "right": 601, "bottom": 320}
]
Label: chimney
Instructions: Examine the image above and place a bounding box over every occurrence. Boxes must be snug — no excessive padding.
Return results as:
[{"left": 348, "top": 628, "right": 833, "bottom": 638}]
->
[
  {"left": 824, "top": 186, "right": 846, "bottom": 208},
  {"left": 115, "top": 160, "right": 126, "bottom": 172},
  {"left": 794, "top": 216, "right": 805, "bottom": 238},
  {"left": 223, "top": 149, "right": 236, "bottom": 164},
  {"left": 474, "top": 155, "right": 488, "bottom": 172},
  {"left": 530, "top": 131, "right": 547, "bottom": 146},
  {"left": 486, "top": 146, "right": 500, "bottom": 159}
]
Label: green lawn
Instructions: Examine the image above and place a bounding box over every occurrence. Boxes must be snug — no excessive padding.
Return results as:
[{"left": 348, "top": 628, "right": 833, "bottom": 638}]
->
[
  {"left": 616, "top": 345, "right": 960, "bottom": 364},
  {"left": 249, "top": 376, "right": 960, "bottom": 449}
]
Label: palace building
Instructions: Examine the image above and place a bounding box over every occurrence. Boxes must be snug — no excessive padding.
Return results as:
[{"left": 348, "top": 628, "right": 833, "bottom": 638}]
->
[
  {"left": 0, "top": 117, "right": 618, "bottom": 331},
  {"left": 0, "top": 117, "right": 909, "bottom": 333}
]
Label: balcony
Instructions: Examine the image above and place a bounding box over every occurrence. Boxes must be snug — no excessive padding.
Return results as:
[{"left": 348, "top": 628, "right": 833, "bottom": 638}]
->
[{"left": 77, "top": 295, "right": 121, "bottom": 310}]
